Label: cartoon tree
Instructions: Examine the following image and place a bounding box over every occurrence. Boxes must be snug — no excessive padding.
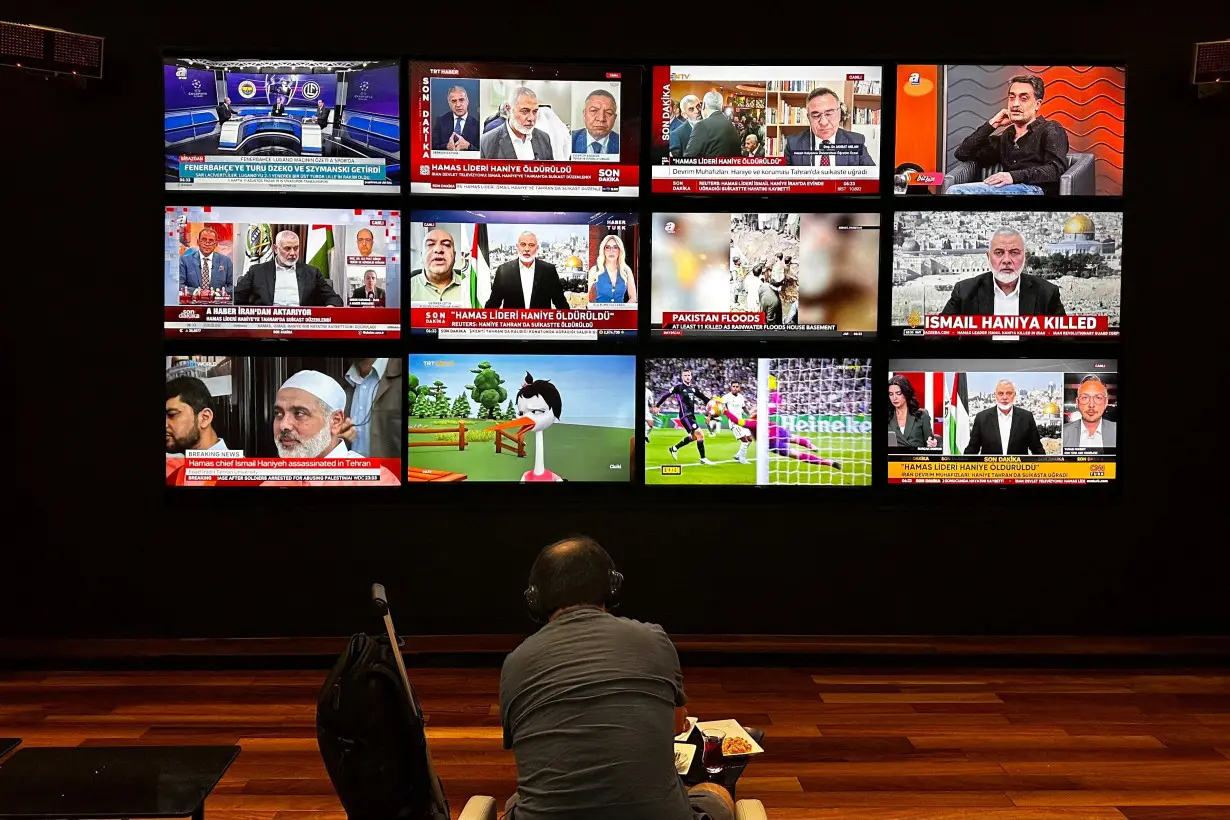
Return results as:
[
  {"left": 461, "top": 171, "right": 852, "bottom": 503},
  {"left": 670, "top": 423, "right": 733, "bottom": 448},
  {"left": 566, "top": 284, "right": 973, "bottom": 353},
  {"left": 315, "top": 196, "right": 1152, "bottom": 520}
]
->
[
  {"left": 411, "top": 390, "right": 434, "bottom": 418},
  {"left": 466, "top": 361, "right": 508, "bottom": 420},
  {"left": 450, "top": 392, "right": 473, "bottom": 419},
  {"left": 408, "top": 373, "right": 422, "bottom": 408},
  {"left": 504, "top": 399, "right": 516, "bottom": 420}
]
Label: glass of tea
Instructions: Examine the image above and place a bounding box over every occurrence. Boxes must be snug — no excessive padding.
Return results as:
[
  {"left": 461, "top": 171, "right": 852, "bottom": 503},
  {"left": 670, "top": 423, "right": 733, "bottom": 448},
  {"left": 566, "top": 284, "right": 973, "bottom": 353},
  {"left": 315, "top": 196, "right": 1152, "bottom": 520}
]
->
[{"left": 702, "top": 729, "right": 725, "bottom": 775}]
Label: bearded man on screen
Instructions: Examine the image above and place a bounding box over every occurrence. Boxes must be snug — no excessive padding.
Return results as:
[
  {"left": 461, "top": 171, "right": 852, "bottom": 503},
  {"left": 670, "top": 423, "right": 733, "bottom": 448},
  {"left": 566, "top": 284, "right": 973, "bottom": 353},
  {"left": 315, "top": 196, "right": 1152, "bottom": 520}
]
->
[
  {"left": 480, "top": 86, "right": 553, "bottom": 161},
  {"left": 941, "top": 227, "right": 1065, "bottom": 318}
]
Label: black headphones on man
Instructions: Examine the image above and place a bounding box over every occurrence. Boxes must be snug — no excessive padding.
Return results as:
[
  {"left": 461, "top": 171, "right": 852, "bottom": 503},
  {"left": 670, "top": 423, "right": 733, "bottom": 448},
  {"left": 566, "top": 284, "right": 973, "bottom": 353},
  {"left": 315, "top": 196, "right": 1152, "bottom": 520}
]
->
[{"left": 524, "top": 539, "right": 624, "bottom": 624}]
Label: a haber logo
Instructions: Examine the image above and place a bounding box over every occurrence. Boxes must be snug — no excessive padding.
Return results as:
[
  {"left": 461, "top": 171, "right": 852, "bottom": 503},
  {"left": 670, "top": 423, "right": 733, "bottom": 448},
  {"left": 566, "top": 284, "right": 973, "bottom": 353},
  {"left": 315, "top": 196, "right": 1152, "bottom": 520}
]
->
[
  {"left": 909, "top": 72, "right": 921, "bottom": 85},
  {"left": 178, "top": 310, "right": 199, "bottom": 319},
  {"left": 175, "top": 66, "right": 187, "bottom": 79},
  {"left": 598, "top": 168, "right": 620, "bottom": 181},
  {"left": 664, "top": 221, "right": 676, "bottom": 234}
]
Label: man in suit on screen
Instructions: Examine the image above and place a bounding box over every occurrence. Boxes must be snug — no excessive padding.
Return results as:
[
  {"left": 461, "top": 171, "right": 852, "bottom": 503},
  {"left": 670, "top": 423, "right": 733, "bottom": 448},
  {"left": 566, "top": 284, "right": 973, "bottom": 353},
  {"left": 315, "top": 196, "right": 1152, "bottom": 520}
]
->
[
  {"left": 1062, "top": 374, "right": 1116, "bottom": 449},
  {"left": 216, "top": 96, "right": 237, "bottom": 124},
  {"left": 964, "top": 379, "right": 1047, "bottom": 456},
  {"left": 484, "top": 231, "right": 570, "bottom": 310},
  {"left": 480, "top": 86, "right": 553, "bottom": 161},
  {"left": 234, "top": 230, "right": 342, "bottom": 307},
  {"left": 941, "top": 228, "right": 1065, "bottom": 317},
  {"left": 351, "top": 269, "right": 385, "bottom": 302},
  {"left": 669, "top": 95, "right": 701, "bottom": 159},
  {"left": 570, "top": 89, "right": 620, "bottom": 155},
  {"left": 683, "top": 91, "right": 740, "bottom": 158},
  {"left": 179, "top": 226, "right": 234, "bottom": 291},
  {"left": 782, "top": 87, "right": 874, "bottom": 167},
  {"left": 432, "top": 85, "right": 480, "bottom": 151}
]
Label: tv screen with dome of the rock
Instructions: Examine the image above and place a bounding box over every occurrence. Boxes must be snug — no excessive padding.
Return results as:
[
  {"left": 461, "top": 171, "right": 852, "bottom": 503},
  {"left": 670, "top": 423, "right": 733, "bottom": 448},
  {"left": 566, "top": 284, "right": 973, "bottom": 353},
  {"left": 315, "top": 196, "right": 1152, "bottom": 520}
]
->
[{"left": 889, "top": 210, "right": 1122, "bottom": 341}]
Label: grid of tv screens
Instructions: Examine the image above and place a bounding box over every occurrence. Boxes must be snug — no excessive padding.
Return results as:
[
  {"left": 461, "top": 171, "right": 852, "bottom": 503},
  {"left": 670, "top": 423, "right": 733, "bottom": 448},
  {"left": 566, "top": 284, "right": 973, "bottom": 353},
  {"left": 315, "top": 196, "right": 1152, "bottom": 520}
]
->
[{"left": 162, "top": 59, "right": 1124, "bottom": 489}]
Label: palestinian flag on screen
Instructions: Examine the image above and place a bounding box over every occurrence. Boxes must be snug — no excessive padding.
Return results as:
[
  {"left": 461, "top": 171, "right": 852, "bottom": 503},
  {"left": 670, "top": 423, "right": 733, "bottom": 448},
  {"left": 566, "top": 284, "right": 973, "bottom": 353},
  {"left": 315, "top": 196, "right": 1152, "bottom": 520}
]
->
[
  {"left": 308, "top": 225, "right": 334, "bottom": 280},
  {"left": 945, "top": 372, "right": 970, "bottom": 456},
  {"left": 468, "top": 223, "right": 491, "bottom": 308}
]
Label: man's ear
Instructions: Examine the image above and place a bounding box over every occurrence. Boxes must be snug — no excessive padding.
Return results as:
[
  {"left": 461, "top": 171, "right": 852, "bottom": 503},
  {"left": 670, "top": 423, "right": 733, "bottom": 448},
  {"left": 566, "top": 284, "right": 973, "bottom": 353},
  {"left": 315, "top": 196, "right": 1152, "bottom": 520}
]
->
[
  {"left": 198, "top": 407, "right": 214, "bottom": 431},
  {"left": 330, "top": 410, "right": 346, "bottom": 436}
]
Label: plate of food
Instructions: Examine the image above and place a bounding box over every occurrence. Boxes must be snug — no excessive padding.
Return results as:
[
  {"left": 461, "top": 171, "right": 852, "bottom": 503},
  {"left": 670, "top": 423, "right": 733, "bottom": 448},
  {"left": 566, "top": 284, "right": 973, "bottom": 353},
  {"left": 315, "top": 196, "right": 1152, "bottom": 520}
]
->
[
  {"left": 696, "top": 719, "right": 764, "bottom": 757},
  {"left": 674, "top": 716, "right": 699, "bottom": 742},
  {"left": 673, "top": 742, "right": 697, "bottom": 774}
]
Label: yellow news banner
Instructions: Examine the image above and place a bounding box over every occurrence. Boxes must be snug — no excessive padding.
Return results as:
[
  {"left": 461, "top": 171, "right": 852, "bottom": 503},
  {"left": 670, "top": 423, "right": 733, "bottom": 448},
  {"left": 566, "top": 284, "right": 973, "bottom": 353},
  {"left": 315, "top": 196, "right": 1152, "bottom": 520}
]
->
[{"left": 888, "top": 460, "right": 1116, "bottom": 481}]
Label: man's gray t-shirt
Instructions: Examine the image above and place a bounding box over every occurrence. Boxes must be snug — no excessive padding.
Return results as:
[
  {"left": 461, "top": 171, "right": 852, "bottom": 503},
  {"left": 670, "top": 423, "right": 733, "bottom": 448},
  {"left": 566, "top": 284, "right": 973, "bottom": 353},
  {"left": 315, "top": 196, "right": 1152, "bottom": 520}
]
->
[{"left": 500, "top": 607, "right": 693, "bottom": 820}]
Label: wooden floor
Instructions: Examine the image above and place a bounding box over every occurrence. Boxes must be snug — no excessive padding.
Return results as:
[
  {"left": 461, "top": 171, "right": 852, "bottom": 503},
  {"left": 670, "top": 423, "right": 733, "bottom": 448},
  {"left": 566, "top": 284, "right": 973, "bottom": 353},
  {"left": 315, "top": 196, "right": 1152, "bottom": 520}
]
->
[{"left": 2, "top": 666, "right": 1230, "bottom": 819}]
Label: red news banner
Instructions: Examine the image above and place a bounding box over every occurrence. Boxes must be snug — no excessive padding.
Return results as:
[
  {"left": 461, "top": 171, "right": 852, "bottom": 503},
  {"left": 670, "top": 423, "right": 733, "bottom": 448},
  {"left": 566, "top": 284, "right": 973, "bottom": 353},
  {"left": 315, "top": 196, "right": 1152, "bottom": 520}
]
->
[
  {"left": 659, "top": 312, "right": 841, "bottom": 333},
  {"left": 919, "top": 315, "right": 1118, "bottom": 337},
  {"left": 166, "top": 456, "right": 402, "bottom": 486},
  {"left": 416, "top": 160, "right": 639, "bottom": 189},
  {"left": 165, "top": 306, "right": 401, "bottom": 338},
  {"left": 411, "top": 308, "right": 637, "bottom": 335}
]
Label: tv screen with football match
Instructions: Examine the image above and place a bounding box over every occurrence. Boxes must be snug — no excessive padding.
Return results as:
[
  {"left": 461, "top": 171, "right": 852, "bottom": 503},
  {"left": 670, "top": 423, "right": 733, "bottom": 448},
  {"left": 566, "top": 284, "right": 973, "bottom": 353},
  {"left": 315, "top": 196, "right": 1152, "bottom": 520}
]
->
[
  {"left": 409, "top": 61, "right": 642, "bottom": 197},
  {"left": 166, "top": 355, "right": 402, "bottom": 486},
  {"left": 893, "top": 64, "right": 1125, "bottom": 196},
  {"left": 407, "top": 354, "right": 636, "bottom": 483},
  {"left": 165, "top": 205, "right": 400, "bottom": 339},
  {"left": 645, "top": 357, "right": 872, "bottom": 486},
  {"left": 886, "top": 358, "right": 1118, "bottom": 485},
  {"left": 409, "top": 210, "right": 639, "bottom": 339},
  {"left": 652, "top": 212, "right": 878, "bottom": 338},
  {"left": 164, "top": 57, "right": 401, "bottom": 193},
  {"left": 651, "top": 65, "right": 882, "bottom": 194},
  {"left": 890, "top": 210, "right": 1122, "bottom": 340}
]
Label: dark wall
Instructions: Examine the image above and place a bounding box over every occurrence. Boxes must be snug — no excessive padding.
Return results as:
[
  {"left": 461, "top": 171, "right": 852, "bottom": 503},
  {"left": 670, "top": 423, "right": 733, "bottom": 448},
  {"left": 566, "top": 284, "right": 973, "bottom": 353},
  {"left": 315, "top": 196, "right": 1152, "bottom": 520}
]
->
[{"left": 6, "top": 9, "right": 1227, "bottom": 641}]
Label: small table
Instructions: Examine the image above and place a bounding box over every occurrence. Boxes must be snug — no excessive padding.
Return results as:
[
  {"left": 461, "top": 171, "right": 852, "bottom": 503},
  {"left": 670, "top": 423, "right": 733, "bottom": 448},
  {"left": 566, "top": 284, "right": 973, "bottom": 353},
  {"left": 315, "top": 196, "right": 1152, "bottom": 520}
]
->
[
  {"left": 0, "top": 745, "right": 239, "bottom": 820},
  {"left": 680, "top": 726, "right": 764, "bottom": 801},
  {"left": 0, "top": 740, "right": 19, "bottom": 759}
]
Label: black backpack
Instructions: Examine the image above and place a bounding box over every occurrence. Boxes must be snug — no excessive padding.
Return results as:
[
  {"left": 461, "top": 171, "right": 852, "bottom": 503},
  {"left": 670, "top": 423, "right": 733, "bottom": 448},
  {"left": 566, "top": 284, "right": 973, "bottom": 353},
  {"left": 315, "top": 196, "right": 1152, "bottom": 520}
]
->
[{"left": 316, "top": 585, "right": 449, "bottom": 820}]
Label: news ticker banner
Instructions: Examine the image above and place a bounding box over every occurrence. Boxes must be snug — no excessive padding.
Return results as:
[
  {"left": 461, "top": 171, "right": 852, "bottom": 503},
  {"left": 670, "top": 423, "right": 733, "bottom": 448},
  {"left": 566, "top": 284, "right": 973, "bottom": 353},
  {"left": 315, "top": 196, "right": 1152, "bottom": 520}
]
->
[
  {"left": 165, "top": 306, "right": 400, "bottom": 338},
  {"left": 167, "top": 456, "right": 402, "bottom": 486},
  {"left": 658, "top": 312, "right": 859, "bottom": 338},
  {"left": 173, "top": 155, "right": 393, "bottom": 187},
  {"left": 651, "top": 163, "right": 878, "bottom": 195},
  {"left": 902, "top": 315, "right": 1120, "bottom": 338},
  {"left": 412, "top": 160, "right": 639, "bottom": 196},
  {"left": 887, "top": 458, "right": 1116, "bottom": 485},
  {"left": 410, "top": 308, "right": 637, "bottom": 339}
]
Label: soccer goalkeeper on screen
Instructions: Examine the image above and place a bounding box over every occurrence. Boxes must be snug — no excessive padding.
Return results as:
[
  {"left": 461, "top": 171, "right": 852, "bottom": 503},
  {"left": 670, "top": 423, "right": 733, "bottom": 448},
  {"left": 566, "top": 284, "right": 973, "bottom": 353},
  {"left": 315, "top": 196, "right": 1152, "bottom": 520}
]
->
[
  {"left": 723, "top": 378, "right": 842, "bottom": 471},
  {"left": 651, "top": 369, "right": 715, "bottom": 465}
]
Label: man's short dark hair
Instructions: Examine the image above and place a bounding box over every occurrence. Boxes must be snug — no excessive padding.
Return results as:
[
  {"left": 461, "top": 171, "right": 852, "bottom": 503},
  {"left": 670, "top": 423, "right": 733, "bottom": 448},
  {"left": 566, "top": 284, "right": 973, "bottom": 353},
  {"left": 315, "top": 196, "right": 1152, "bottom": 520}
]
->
[
  {"left": 529, "top": 536, "right": 615, "bottom": 614},
  {"left": 805, "top": 86, "right": 839, "bottom": 106},
  {"left": 585, "top": 89, "right": 617, "bottom": 110},
  {"left": 1009, "top": 74, "right": 1045, "bottom": 101},
  {"left": 166, "top": 376, "right": 211, "bottom": 415}
]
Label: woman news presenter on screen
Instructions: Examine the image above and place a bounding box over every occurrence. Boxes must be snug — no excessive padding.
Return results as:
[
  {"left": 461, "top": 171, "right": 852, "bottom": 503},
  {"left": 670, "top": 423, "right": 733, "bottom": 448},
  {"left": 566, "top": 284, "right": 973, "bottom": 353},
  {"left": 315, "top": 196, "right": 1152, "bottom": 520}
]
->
[
  {"left": 587, "top": 234, "right": 637, "bottom": 304},
  {"left": 888, "top": 375, "right": 937, "bottom": 448}
]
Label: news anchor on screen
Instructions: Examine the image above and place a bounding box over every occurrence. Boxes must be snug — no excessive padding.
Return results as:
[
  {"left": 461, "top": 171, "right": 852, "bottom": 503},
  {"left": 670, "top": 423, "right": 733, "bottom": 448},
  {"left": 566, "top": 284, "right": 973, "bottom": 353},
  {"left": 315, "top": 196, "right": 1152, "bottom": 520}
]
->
[
  {"left": 782, "top": 87, "right": 875, "bottom": 166},
  {"left": 432, "top": 85, "right": 480, "bottom": 151},
  {"left": 947, "top": 74, "right": 1070, "bottom": 195},
  {"left": 1062, "top": 375, "right": 1116, "bottom": 449},
  {"left": 313, "top": 99, "right": 330, "bottom": 127},
  {"left": 941, "top": 228, "right": 1065, "bottom": 316},
  {"left": 965, "top": 379, "right": 1046, "bottom": 456},
  {"left": 683, "top": 91, "right": 740, "bottom": 158},
  {"left": 479, "top": 87, "right": 553, "bottom": 160},
  {"left": 409, "top": 228, "right": 469, "bottom": 306},
  {"left": 179, "top": 227, "right": 233, "bottom": 290},
  {"left": 484, "top": 231, "right": 570, "bottom": 310},
  {"left": 587, "top": 234, "right": 637, "bottom": 304},
  {"left": 887, "top": 375, "right": 937, "bottom": 448},
  {"left": 234, "top": 230, "right": 343, "bottom": 307},
  {"left": 352, "top": 270, "right": 385, "bottom": 301},
  {"left": 571, "top": 89, "right": 619, "bottom": 155},
  {"left": 216, "top": 97, "right": 237, "bottom": 124}
]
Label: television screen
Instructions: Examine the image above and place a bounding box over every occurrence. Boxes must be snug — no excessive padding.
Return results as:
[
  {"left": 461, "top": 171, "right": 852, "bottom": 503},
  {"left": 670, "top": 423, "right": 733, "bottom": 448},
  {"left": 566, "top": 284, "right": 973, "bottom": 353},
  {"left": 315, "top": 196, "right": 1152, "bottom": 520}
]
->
[
  {"left": 164, "top": 57, "right": 401, "bottom": 193},
  {"left": 407, "top": 354, "right": 636, "bottom": 483},
  {"left": 165, "top": 206, "right": 400, "bottom": 339},
  {"left": 165, "top": 355, "right": 402, "bottom": 486},
  {"left": 652, "top": 212, "right": 878, "bottom": 338},
  {"left": 408, "top": 211, "right": 639, "bottom": 339},
  {"left": 886, "top": 358, "right": 1118, "bottom": 485},
  {"left": 645, "top": 358, "right": 872, "bottom": 486},
  {"left": 651, "top": 65, "right": 882, "bottom": 194},
  {"left": 890, "top": 210, "right": 1122, "bottom": 340},
  {"left": 409, "top": 61, "right": 642, "bottom": 197},
  {"left": 893, "top": 65, "right": 1125, "bottom": 197}
]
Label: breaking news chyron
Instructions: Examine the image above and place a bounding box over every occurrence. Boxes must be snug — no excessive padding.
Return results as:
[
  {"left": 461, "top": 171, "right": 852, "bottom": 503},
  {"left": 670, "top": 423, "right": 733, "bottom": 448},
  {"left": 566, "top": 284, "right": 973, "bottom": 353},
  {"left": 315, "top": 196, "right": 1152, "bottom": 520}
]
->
[
  {"left": 652, "top": 212, "right": 878, "bottom": 339},
  {"left": 409, "top": 210, "right": 639, "bottom": 340},
  {"left": 652, "top": 65, "right": 882, "bottom": 194},
  {"left": 893, "top": 64, "right": 1125, "bottom": 197},
  {"left": 408, "top": 354, "right": 636, "bottom": 483},
  {"left": 886, "top": 358, "right": 1119, "bottom": 486},
  {"left": 165, "top": 356, "right": 402, "bottom": 487},
  {"left": 165, "top": 206, "right": 401, "bottom": 339},
  {"left": 164, "top": 57, "right": 401, "bottom": 193},
  {"left": 891, "top": 210, "right": 1122, "bottom": 341},
  {"left": 645, "top": 358, "right": 873, "bottom": 486},
  {"left": 410, "top": 61, "right": 642, "bottom": 197}
]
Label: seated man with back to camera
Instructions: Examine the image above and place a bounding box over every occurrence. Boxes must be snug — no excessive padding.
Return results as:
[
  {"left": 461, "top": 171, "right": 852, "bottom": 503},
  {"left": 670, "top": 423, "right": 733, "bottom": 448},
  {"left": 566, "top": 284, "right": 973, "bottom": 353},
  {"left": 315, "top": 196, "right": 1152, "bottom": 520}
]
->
[
  {"left": 947, "top": 74, "right": 1070, "bottom": 195},
  {"left": 500, "top": 536, "right": 737, "bottom": 820}
]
